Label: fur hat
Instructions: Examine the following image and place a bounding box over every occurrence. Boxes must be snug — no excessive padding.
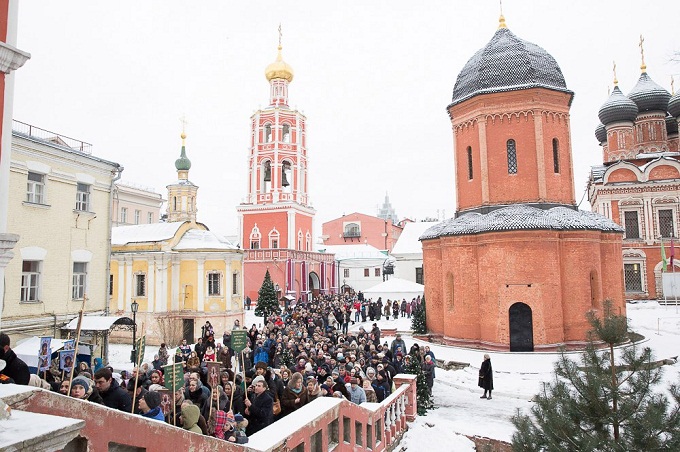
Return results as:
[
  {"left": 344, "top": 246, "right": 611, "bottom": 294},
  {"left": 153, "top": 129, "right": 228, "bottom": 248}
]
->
[
  {"left": 144, "top": 391, "right": 162, "bottom": 410},
  {"left": 254, "top": 361, "right": 268, "bottom": 371}
]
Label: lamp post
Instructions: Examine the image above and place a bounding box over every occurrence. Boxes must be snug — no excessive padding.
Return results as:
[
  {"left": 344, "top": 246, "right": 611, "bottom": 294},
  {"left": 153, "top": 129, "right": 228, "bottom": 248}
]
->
[{"left": 130, "top": 300, "right": 138, "bottom": 363}]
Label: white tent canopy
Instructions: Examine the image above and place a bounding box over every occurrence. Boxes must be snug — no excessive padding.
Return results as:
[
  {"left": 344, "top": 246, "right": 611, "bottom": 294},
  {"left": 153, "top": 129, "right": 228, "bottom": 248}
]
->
[{"left": 362, "top": 277, "right": 424, "bottom": 301}]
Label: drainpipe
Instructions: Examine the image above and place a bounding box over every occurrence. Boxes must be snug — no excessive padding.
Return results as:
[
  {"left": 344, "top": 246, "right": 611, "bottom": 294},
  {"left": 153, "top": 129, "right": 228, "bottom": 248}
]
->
[{"left": 104, "top": 165, "right": 123, "bottom": 360}]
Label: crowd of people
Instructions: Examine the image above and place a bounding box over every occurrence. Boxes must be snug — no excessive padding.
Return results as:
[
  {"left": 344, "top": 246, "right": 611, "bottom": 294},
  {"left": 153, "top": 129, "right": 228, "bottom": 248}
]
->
[{"left": 0, "top": 293, "right": 445, "bottom": 443}]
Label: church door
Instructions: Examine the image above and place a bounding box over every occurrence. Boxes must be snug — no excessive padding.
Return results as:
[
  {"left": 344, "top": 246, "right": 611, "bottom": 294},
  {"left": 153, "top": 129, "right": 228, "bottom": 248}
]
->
[{"left": 509, "top": 302, "right": 534, "bottom": 352}]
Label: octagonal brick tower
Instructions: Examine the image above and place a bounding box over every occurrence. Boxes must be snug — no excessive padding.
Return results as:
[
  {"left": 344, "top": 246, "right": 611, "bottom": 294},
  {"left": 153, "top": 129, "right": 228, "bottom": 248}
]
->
[{"left": 420, "top": 16, "right": 625, "bottom": 351}]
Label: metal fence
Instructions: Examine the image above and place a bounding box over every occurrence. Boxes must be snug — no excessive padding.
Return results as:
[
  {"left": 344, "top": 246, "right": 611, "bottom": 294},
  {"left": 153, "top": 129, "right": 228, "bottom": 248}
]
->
[{"left": 12, "top": 120, "right": 92, "bottom": 155}]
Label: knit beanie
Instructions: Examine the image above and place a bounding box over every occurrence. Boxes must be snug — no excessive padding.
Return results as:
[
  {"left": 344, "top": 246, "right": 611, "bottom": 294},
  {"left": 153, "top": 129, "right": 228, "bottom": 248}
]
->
[
  {"left": 144, "top": 390, "right": 162, "bottom": 409},
  {"left": 71, "top": 377, "right": 90, "bottom": 393}
]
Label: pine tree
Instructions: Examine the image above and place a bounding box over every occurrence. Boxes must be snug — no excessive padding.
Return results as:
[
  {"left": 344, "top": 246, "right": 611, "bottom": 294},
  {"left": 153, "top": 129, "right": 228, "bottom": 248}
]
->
[
  {"left": 411, "top": 296, "right": 427, "bottom": 334},
  {"left": 403, "top": 351, "right": 434, "bottom": 415},
  {"left": 255, "top": 270, "right": 281, "bottom": 320},
  {"left": 512, "top": 300, "right": 680, "bottom": 451},
  {"left": 280, "top": 347, "right": 294, "bottom": 369}
]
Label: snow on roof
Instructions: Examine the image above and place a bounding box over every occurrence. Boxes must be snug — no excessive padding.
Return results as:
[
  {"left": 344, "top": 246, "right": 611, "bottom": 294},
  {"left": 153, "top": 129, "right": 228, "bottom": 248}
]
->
[
  {"left": 63, "top": 315, "right": 123, "bottom": 331},
  {"left": 392, "top": 221, "right": 439, "bottom": 255},
  {"left": 318, "top": 243, "right": 387, "bottom": 260},
  {"left": 173, "top": 229, "right": 239, "bottom": 251},
  {"left": 363, "top": 277, "right": 424, "bottom": 294},
  {"left": 111, "top": 221, "right": 185, "bottom": 245}
]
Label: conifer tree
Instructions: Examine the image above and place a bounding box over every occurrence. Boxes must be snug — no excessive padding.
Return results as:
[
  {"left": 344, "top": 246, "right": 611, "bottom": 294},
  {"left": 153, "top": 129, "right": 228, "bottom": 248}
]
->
[
  {"left": 403, "top": 351, "right": 434, "bottom": 415},
  {"left": 255, "top": 269, "right": 281, "bottom": 320},
  {"left": 411, "top": 296, "right": 427, "bottom": 334},
  {"left": 281, "top": 347, "right": 294, "bottom": 369},
  {"left": 512, "top": 300, "right": 680, "bottom": 451}
]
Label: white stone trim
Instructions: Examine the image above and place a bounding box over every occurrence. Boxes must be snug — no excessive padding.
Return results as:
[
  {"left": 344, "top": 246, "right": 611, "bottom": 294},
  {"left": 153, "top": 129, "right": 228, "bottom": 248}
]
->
[{"left": 20, "top": 246, "right": 47, "bottom": 260}]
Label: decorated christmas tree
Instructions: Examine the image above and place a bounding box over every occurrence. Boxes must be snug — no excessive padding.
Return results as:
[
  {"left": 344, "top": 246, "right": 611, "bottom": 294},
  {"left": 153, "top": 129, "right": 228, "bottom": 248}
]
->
[
  {"left": 255, "top": 269, "right": 281, "bottom": 320},
  {"left": 512, "top": 300, "right": 680, "bottom": 451},
  {"left": 403, "top": 351, "right": 434, "bottom": 415},
  {"left": 411, "top": 295, "right": 427, "bottom": 334}
]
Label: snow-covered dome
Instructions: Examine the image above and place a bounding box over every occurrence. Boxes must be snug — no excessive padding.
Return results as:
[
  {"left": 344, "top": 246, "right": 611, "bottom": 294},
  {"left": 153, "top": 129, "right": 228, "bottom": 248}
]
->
[
  {"left": 419, "top": 205, "right": 623, "bottom": 240},
  {"left": 628, "top": 72, "right": 671, "bottom": 113},
  {"left": 448, "top": 21, "right": 572, "bottom": 108},
  {"left": 595, "top": 123, "right": 607, "bottom": 143},
  {"left": 667, "top": 115, "right": 679, "bottom": 135},
  {"left": 598, "top": 86, "right": 638, "bottom": 125},
  {"left": 668, "top": 91, "right": 680, "bottom": 118}
]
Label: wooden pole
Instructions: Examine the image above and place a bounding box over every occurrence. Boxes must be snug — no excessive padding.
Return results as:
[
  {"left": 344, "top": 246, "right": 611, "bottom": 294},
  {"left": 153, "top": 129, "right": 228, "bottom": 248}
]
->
[
  {"left": 228, "top": 368, "right": 238, "bottom": 413},
  {"left": 66, "top": 296, "right": 87, "bottom": 396},
  {"left": 130, "top": 322, "right": 145, "bottom": 414},
  {"left": 173, "top": 366, "right": 177, "bottom": 426}
]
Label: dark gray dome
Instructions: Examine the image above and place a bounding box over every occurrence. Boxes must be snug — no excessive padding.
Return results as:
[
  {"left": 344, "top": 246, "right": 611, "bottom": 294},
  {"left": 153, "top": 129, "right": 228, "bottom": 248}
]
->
[
  {"left": 448, "top": 27, "right": 573, "bottom": 108},
  {"left": 595, "top": 123, "right": 607, "bottom": 143},
  {"left": 669, "top": 91, "right": 680, "bottom": 118},
  {"left": 419, "top": 205, "right": 623, "bottom": 240},
  {"left": 667, "top": 115, "right": 679, "bottom": 135},
  {"left": 598, "top": 86, "right": 638, "bottom": 125},
  {"left": 628, "top": 72, "right": 671, "bottom": 113}
]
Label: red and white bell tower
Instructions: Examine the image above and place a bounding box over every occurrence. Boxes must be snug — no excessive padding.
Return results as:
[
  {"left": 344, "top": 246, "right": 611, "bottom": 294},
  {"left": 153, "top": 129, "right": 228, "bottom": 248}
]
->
[{"left": 237, "top": 35, "right": 334, "bottom": 303}]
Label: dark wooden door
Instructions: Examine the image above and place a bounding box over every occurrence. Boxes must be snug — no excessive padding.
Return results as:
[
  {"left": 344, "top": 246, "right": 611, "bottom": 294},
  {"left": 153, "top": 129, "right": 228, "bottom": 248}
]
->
[
  {"left": 183, "top": 319, "right": 195, "bottom": 343},
  {"left": 509, "top": 302, "right": 534, "bottom": 352}
]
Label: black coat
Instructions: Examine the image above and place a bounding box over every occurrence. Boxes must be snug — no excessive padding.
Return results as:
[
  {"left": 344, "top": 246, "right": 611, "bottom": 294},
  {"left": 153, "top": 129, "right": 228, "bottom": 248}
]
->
[
  {"left": 0, "top": 349, "right": 30, "bottom": 385},
  {"left": 246, "top": 390, "right": 274, "bottom": 436},
  {"left": 100, "top": 378, "right": 133, "bottom": 412},
  {"left": 478, "top": 358, "right": 493, "bottom": 391}
]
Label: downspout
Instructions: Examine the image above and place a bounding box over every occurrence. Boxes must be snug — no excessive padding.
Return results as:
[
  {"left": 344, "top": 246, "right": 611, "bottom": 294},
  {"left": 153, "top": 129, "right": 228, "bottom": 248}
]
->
[{"left": 104, "top": 165, "right": 123, "bottom": 361}]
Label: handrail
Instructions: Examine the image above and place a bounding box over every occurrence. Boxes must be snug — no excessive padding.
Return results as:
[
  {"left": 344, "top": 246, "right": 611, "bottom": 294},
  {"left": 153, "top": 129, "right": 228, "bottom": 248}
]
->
[{"left": 12, "top": 119, "right": 93, "bottom": 155}]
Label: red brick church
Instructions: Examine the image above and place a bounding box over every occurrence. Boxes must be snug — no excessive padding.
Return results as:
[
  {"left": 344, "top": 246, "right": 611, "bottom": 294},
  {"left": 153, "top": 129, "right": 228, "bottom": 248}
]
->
[{"left": 420, "top": 16, "right": 626, "bottom": 351}]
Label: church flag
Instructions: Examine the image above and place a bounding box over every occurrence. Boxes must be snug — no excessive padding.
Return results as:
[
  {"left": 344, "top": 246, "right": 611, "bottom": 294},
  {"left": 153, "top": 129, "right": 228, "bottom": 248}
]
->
[
  {"left": 661, "top": 237, "right": 668, "bottom": 272},
  {"left": 672, "top": 236, "right": 676, "bottom": 269}
]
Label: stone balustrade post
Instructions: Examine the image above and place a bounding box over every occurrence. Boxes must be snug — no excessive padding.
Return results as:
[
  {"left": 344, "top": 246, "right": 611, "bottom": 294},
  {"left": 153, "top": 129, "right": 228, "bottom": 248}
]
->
[{"left": 393, "top": 374, "right": 417, "bottom": 421}]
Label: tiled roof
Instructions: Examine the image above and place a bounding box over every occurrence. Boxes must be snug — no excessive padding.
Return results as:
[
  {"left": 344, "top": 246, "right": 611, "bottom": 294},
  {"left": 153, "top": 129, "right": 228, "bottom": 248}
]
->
[
  {"left": 628, "top": 72, "right": 671, "bottom": 113},
  {"left": 419, "top": 205, "right": 623, "bottom": 240},
  {"left": 449, "top": 27, "right": 572, "bottom": 108},
  {"left": 668, "top": 91, "right": 680, "bottom": 118},
  {"left": 598, "top": 86, "right": 638, "bottom": 125}
]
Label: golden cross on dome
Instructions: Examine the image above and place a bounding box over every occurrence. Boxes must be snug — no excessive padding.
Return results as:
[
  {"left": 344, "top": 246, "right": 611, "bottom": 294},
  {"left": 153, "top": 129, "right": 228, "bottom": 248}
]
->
[
  {"left": 613, "top": 61, "right": 618, "bottom": 86},
  {"left": 278, "top": 23, "right": 282, "bottom": 48},
  {"left": 639, "top": 34, "right": 646, "bottom": 72},
  {"left": 672, "top": 76, "right": 675, "bottom": 95},
  {"left": 498, "top": 0, "right": 507, "bottom": 29},
  {"left": 179, "top": 114, "right": 188, "bottom": 142}
]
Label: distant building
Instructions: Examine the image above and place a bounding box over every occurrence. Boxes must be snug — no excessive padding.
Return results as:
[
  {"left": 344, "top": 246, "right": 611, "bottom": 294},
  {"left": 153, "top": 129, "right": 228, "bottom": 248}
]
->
[
  {"left": 421, "top": 16, "right": 625, "bottom": 351},
  {"left": 588, "top": 51, "right": 679, "bottom": 301},
  {"left": 320, "top": 244, "right": 389, "bottom": 294},
  {"left": 112, "top": 181, "right": 164, "bottom": 226},
  {"left": 322, "top": 212, "right": 403, "bottom": 253},
  {"left": 110, "top": 133, "right": 243, "bottom": 345},
  {"left": 3, "top": 121, "right": 121, "bottom": 339},
  {"left": 236, "top": 40, "right": 334, "bottom": 302},
  {"left": 377, "top": 193, "right": 398, "bottom": 224},
  {"left": 391, "top": 221, "right": 438, "bottom": 284}
]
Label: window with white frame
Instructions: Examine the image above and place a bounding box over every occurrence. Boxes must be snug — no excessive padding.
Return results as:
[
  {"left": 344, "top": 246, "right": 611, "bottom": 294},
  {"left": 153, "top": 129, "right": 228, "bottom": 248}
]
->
[
  {"left": 269, "top": 228, "right": 280, "bottom": 249},
  {"left": 120, "top": 207, "right": 128, "bottom": 224},
  {"left": 343, "top": 268, "right": 350, "bottom": 278},
  {"left": 658, "top": 209, "right": 675, "bottom": 238},
  {"left": 26, "top": 172, "right": 45, "bottom": 204},
  {"left": 208, "top": 272, "right": 221, "bottom": 296},
  {"left": 134, "top": 209, "right": 141, "bottom": 225},
  {"left": 232, "top": 272, "right": 238, "bottom": 295},
  {"left": 364, "top": 268, "right": 370, "bottom": 277},
  {"left": 147, "top": 212, "right": 154, "bottom": 224},
  {"left": 250, "top": 225, "right": 261, "bottom": 249},
  {"left": 75, "top": 183, "right": 91, "bottom": 211},
  {"left": 21, "top": 260, "right": 41, "bottom": 302},
  {"left": 624, "top": 211, "right": 640, "bottom": 239},
  {"left": 298, "top": 231, "right": 303, "bottom": 250},
  {"left": 306, "top": 232, "right": 311, "bottom": 251},
  {"left": 72, "top": 262, "right": 87, "bottom": 300},
  {"left": 374, "top": 268, "right": 380, "bottom": 277},
  {"left": 135, "top": 273, "right": 146, "bottom": 297}
]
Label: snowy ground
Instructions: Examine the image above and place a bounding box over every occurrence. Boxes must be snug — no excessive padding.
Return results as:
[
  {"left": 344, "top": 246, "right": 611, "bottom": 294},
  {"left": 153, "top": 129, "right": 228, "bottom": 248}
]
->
[{"left": 108, "top": 302, "right": 680, "bottom": 450}]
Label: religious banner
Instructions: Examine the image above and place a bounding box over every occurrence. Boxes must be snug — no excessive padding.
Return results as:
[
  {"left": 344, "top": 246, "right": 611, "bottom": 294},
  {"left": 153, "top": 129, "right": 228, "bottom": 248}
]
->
[
  {"left": 157, "top": 388, "right": 172, "bottom": 417},
  {"left": 59, "top": 350, "right": 75, "bottom": 371},
  {"left": 230, "top": 330, "right": 248, "bottom": 353},
  {"left": 135, "top": 336, "right": 146, "bottom": 364},
  {"left": 206, "top": 361, "right": 220, "bottom": 389},
  {"left": 162, "top": 363, "right": 184, "bottom": 392},
  {"left": 38, "top": 337, "right": 51, "bottom": 372},
  {"left": 63, "top": 339, "right": 75, "bottom": 351}
]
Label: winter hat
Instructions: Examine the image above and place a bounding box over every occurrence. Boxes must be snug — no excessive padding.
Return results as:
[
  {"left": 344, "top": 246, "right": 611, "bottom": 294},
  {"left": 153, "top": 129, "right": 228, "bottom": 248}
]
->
[
  {"left": 304, "top": 362, "right": 313, "bottom": 372},
  {"left": 226, "top": 410, "right": 236, "bottom": 424},
  {"left": 71, "top": 377, "right": 90, "bottom": 393},
  {"left": 255, "top": 361, "right": 268, "bottom": 371},
  {"left": 234, "top": 413, "right": 245, "bottom": 422},
  {"left": 148, "top": 384, "right": 165, "bottom": 392},
  {"left": 144, "top": 391, "right": 162, "bottom": 410},
  {"left": 252, "top": 375, "right": 266, "bottom": 386}
]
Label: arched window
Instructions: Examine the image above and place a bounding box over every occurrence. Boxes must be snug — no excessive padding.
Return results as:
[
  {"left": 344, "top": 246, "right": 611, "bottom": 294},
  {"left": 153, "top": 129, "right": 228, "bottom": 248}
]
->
[
  {"left": 298, "top": 230, "right": 303, "bottom": 250},
  {"left": 507, "top": 139, "right": 517, "bottom": 174},
  {"left": 261, "top": 160, "right": 271, "bottom": 193},
  {"left": 281, "top": 160, "right": 292, "bottom": 193},
  {"left": 467, "top": 146, "right": 473, "bottom": 180},
  {"left": 264, "top": 124, "right": 272, "bottom": 143},
  {"left": 268, "top": 228, "right": 280, "bottom": 249},
  {"left": 249, "top": 225, "right": 261, "bottom": 250},
  {"left": 306, "top": 232, "right": 311, "bottom": 251},
  {"left": 282, "top": 124, "right": 290, "bottom": 143},
  {"left": 552, "top": 138, "right": 560, "bottom": 174}
]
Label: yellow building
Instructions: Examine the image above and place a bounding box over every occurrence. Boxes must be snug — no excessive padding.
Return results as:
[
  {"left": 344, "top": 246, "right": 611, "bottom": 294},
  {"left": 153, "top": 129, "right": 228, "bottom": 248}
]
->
[{"left": 110, "top": 133, "right": 244, "bottom": 345}]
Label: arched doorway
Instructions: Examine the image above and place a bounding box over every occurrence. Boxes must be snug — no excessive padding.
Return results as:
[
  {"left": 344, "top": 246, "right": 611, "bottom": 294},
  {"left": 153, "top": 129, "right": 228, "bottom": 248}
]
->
[
  {"left": 509, "top": 302, "right": 534, "bottom": 352},
  {"left": 308, "top": 272, "right": 320, "bottom": 298}
]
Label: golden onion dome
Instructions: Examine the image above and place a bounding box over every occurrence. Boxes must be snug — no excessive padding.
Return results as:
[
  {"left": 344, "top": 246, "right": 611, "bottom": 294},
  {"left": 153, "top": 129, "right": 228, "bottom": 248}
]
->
[{"left": 265, "top": 45, "right": 294, "bottom": 83}]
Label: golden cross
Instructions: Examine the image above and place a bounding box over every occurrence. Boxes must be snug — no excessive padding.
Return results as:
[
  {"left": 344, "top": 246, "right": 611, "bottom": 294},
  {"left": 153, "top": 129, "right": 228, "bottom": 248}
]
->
[
  {"left": 500, "top": 0, "right": 503, "bottom": 16},
  {"left": 179, "top": 114, "right": 188, "bottom": 134},
  {"left": 639, "top": 34, "right": 646, "bottom": 71},
  {"left": 612, "top": 60, "right": 618, "bottom": 85},
  {"left": 278, "top": 23, "right": 282, "bottom": 47},
  {"left": 672, "top": 76, "right": 675, "bottom": 95}
]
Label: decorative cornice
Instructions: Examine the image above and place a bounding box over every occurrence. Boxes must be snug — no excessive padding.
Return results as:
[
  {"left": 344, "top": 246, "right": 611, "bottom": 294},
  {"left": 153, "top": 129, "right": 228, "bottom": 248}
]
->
[{"left": 0, "top": 41, "right": 30, "bottom": 74}]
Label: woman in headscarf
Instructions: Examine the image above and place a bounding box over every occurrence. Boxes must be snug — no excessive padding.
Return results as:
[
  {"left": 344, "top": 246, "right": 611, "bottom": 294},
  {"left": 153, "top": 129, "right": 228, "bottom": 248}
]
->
[
  {"left": 280, "top": 372, "right": 309, "bottom": 417},
  {"left": 478, "top": 354, "right": 494, "bottom": 399}
]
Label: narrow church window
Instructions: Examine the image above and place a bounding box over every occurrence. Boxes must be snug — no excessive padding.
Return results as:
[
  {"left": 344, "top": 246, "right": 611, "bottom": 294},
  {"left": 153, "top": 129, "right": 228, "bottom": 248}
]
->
[
  {"left": 232, "top": 272, "right": 238, "bottom": 295},
  {"left": 623, "top": 211, "right": 640, "bottom": 239},
  {"left": 467, "top": 146, "right": 473, "bottom": 180},
  {"left": 658, "top": 209, "right": 674, "bottom": 238},
  {"left": 623, "top": 263, "right": 643, "bottom": 292},
  {"left": 552, "top": 138, "right": 560, "bottom": 173},
  {"left": 282, "top": 124, "right": 290, "bottom": 143},
  {"left": 265, "top": 124, "right": 272, "bottom": 143},
  {"left": 507, "top": 139, "right": 517, "bottom": 174}
]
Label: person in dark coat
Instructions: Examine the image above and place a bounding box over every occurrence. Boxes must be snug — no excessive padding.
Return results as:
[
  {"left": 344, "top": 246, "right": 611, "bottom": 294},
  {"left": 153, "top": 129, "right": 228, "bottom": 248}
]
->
[
  {"left": 0, "top": 333, "right": 30, "bottom": 385},
  {"left": 245, "top": 376, "right": 273, "bottom": 436},
  {"left": 478, "top": 354, "right": 494, "bottom": 399},
  {"left": 279, "top": 372, "right": 309, "bottom": 418},
  {"left": 94, "top": 368, "right": 132, "bottom": 412},
  {"left": 422, "top": 355, "right": 436, "bottom": 396}
]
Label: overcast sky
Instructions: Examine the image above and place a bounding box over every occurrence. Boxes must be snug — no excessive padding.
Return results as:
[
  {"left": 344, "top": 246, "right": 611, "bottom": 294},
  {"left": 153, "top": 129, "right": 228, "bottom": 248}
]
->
[{"left": 13, "top": 1, "right": 679, "bottom": 237}]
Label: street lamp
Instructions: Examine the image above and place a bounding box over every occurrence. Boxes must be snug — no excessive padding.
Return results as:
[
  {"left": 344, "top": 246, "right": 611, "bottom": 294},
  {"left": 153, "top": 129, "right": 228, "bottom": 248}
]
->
[{"left": 130, "top": 300, "right": 139, "bottom": 363}]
